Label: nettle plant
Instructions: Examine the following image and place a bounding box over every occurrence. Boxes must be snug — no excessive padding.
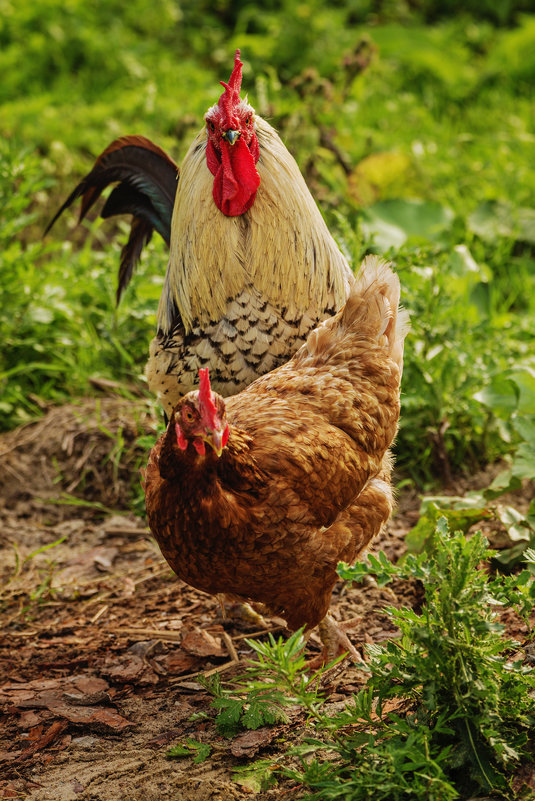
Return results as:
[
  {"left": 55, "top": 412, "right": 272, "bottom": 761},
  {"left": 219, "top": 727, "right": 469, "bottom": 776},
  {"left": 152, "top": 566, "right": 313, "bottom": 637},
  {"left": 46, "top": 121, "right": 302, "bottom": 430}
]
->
[{"left": 170, "top": 520, "right": 535, "bottom": 800}]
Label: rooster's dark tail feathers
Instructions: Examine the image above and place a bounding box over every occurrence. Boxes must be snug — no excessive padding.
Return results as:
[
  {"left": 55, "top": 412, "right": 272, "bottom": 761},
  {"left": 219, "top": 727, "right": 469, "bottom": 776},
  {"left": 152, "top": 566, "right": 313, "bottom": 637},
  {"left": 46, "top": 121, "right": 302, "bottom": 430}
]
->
[{"left": 45, "top": 135, "right": 179, "bottom": 303}]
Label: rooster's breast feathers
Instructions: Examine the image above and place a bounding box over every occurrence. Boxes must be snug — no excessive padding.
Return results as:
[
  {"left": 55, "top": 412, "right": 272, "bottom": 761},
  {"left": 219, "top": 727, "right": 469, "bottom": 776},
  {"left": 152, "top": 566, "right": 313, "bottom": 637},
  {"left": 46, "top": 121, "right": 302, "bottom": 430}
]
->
[{"left": 160, "top": 117, "right": 353, "bottom": 335}]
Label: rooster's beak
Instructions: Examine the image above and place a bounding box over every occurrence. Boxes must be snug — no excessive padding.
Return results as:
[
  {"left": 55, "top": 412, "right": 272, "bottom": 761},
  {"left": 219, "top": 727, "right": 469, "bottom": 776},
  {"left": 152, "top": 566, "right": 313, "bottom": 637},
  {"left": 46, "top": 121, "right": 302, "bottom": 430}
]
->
[
  {"left": 222, "top": 129, "right": 240, "bottom": 145},
  {"left": 203, "top": 428, "right": 225, "bottom": 458}
]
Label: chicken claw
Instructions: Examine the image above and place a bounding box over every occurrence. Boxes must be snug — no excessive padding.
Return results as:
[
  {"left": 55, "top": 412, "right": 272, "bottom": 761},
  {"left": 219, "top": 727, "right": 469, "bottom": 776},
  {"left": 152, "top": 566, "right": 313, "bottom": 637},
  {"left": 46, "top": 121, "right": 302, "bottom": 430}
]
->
[{"left": 317, "top": 614, "right": 365, "bottom": 666}]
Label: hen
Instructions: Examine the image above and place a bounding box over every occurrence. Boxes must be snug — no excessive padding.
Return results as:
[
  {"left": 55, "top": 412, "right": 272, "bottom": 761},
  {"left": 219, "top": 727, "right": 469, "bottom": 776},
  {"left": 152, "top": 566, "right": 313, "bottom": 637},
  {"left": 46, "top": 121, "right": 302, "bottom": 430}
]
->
[
  {"left": 144, "top": 257, "right": 409, "bottom": 658},
  {"left": 46, "top": 50, "right": 353, "bottom": 416}
]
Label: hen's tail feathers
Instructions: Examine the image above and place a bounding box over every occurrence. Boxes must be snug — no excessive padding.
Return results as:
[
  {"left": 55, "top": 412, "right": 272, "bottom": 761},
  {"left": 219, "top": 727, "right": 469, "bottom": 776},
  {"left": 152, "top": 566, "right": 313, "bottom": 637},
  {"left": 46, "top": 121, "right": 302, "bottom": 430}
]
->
[
  {"left": 44, "top": 136, "right": 179, "bottom": 303},
  {"left": 343, "top": 255, "right": 410, "bottom": 373}
]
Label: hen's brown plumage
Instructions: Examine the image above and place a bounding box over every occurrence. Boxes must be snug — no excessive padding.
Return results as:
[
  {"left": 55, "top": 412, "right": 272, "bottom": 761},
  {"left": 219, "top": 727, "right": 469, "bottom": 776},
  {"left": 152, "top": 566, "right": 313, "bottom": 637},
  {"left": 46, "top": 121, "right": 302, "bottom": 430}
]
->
[{"left": 144, "top": 257, "right": 409, "bottom": 636}]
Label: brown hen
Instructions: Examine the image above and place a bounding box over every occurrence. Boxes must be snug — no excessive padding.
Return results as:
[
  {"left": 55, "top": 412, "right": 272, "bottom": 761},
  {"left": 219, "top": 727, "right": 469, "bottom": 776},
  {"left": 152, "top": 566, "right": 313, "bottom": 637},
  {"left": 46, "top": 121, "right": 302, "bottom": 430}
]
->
[{"left": 144, "top": 256, "right": 409, "bottom": 659}]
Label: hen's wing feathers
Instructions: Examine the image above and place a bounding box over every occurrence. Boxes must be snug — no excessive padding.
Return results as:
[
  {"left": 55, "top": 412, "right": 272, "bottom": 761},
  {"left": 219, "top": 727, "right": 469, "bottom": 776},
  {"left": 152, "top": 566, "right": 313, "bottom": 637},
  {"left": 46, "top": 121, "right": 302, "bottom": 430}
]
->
[
  {"left": 45, "top": 136, "right": 179, "bottom": 302},
  {"left": 247, "top": 411, "right": 372, "bottom": 528},
  {"left": 225, "top": 257, "right": 409, "bottom": 529}
]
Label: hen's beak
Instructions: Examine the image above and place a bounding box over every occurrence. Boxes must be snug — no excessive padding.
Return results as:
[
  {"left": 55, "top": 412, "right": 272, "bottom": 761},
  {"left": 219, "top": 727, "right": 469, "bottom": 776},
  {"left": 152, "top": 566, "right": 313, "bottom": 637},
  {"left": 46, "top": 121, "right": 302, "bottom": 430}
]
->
[
  {"left": 222, "top": 129, "right": 240, "bottom": 145},
  {"left": 203, "top": 428, "right": 226, "bottom": 458}
]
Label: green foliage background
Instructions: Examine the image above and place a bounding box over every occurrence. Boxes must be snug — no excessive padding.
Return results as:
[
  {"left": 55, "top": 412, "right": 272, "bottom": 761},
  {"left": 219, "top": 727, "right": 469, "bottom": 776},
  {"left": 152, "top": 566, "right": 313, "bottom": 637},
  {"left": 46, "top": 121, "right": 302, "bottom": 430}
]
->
[{"left": 1, "top": 0, "right": 534, "bottom": 486}]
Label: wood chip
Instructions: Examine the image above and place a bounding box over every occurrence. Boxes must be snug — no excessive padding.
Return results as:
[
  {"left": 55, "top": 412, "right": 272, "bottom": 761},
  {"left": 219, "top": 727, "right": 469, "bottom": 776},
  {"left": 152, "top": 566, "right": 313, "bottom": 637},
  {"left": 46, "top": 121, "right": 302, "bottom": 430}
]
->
[
  {"left": 16, "top": 720, "right": 68, "bottom": 762},
  {"left": 230, "top": 727, "right": 276, "bottom": 758},
  {"left": 45, "top": 703, "right": 133, "bottom": 731},
  {"left": 181, "top": 629, "right": 224, "bottom": 658}
]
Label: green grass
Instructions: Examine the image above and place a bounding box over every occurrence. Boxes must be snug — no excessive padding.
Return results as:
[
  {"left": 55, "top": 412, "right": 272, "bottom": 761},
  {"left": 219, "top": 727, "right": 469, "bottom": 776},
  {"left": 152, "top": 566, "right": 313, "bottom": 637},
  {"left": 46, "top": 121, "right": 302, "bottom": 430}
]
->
[{"left": 1, "top": 1, "right": 534, "bottom": 486}]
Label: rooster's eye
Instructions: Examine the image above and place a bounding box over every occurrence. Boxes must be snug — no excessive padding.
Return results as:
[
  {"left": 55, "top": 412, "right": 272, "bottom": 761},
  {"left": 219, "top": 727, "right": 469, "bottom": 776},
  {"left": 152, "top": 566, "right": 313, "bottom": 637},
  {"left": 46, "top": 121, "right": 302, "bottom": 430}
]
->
[
  {"left": 245, "top": 116, "right": 251, "bottom": 126},
  {"left": 208, "top": 121, "right": 215, "bottom": 132}
]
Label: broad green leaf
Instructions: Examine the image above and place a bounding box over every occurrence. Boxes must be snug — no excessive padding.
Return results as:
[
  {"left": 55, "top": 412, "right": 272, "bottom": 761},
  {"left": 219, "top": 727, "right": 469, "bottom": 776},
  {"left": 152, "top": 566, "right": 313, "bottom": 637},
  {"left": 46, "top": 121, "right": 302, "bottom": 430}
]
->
[
  {"left": 511, "top": 444, "right": 535, "bottom": 481},
  {"left": 468, "top": 201, "right": 535, "bottom": 245},
  {"left": 406, "top": 501, "right": 491, "bottom": 554},
  {"left": 509, "top": 369, "right": 535, "bottom": 414},
  {"left": 513, "top": 415, "right": 535, "bottom": 444},
  {"left": 486, "top": 468, "right": 520, "bottom": 497},
  {"left": 473, "top": 376, "right": 518, "bottom": 418},
  {"left": 448, "top": 245, "right": 492, "bottom": 297},
  {"left": 232, "top": 760, "right": 277, "bottom": 794},
  {"left": 420, "top": 494, "right": 488, "bottom": 511},
  {"left": 496, "top": 505, "right": 533, "bottom": 543},
  {"left": 494, "top": 541, "right": 535, "bottom": 568},
  {"left": 361, "top": 198, "right": 454, "bottom": 251}
]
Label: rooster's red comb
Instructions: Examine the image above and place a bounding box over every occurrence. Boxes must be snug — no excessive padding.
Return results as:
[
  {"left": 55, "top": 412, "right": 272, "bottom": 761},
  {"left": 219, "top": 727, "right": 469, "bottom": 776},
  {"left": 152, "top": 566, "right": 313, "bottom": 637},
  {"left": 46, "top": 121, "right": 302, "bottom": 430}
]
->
[
  {"left": 198, "top": 369, "right": 219, "bottom": 430},
  {"left": 218, "top": 50, "right": 243, "bottom": 122}
]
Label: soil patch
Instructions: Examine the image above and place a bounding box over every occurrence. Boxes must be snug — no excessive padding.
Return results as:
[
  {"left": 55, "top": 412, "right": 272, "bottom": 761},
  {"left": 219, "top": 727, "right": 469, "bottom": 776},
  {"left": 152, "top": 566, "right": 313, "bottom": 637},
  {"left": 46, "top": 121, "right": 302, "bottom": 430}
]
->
[{"left": 1, "top": 399, "right": 533, "bottom": 799}]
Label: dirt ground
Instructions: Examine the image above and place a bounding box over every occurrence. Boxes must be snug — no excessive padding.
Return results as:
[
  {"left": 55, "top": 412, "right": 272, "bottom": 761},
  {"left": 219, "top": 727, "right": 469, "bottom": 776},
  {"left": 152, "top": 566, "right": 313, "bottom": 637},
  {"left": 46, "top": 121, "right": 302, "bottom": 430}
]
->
[{"left": 0, "top": 399, "right": 533, "bottom": 800}]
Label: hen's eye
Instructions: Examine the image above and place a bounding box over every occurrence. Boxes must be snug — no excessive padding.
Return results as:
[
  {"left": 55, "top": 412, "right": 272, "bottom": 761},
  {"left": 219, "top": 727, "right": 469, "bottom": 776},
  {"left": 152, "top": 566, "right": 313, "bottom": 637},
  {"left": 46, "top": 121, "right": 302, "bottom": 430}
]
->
[{"left": 184, "top": 409, "right": 194, "bottom": 422}]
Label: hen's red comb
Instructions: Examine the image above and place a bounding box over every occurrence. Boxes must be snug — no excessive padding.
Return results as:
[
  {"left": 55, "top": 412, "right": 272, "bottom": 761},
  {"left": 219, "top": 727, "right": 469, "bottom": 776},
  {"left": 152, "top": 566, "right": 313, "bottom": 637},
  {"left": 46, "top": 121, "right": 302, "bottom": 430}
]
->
[
  {"left": 218, "top": 50, "right": 243, "bottom": 122},
  {"left": 198, "top": 368, "right": 219, "bottom": 430}
]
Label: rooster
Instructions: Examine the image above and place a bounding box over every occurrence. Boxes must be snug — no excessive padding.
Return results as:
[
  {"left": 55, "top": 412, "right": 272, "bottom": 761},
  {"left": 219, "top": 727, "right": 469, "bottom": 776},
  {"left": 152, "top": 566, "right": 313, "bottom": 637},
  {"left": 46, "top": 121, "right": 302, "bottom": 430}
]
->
[
  {"left": 144, "top": 257, "right": 409, "bottom": 659},
  {"left": 46, "top": 50, "right": 353, "bottom": 415}
]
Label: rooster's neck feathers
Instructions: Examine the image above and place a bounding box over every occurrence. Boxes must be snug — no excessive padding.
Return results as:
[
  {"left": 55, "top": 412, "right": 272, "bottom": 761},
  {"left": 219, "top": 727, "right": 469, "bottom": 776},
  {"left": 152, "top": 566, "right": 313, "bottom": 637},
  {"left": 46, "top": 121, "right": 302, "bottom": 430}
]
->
[{"left": 159, "top": 117, "right": 352, "bottom": 334}]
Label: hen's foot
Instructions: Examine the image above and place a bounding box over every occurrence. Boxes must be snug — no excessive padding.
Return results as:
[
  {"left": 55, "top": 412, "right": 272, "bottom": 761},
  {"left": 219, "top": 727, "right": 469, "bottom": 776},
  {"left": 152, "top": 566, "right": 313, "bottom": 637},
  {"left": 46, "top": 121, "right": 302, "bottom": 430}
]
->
[
  {"left": 217, "top": 596, "right": 271, "bottom": 628},
  {"left": 314, "top": 614, "right": 364, "bottom": 667}
]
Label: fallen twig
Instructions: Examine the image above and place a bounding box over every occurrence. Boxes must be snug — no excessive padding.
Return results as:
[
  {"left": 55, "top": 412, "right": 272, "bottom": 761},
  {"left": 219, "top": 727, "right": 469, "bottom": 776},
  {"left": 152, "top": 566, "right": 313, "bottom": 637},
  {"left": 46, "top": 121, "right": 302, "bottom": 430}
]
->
[{"left": 109, "top": 627, "right": 183, "bottom": 643}]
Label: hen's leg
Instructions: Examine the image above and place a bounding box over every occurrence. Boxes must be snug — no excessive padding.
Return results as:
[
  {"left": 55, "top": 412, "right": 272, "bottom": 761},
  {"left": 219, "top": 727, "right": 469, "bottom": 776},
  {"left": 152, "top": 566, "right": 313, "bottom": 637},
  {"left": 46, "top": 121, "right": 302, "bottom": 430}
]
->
[
  {"left": 217, "top": 595, "right": 271, "bottom": 628},
  {"left": 317, "top": 614, "right": 364, "bottom": 665},
  {"left": 233, "top": 601, "right": 271, "bottom": 628}
]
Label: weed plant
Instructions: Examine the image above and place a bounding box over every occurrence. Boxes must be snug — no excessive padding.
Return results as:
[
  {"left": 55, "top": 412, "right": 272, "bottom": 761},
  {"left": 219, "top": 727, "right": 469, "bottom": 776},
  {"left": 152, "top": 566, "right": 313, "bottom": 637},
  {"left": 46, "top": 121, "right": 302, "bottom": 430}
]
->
[{"left": 193, "top": 520, "right": 535, "bottom": 799}]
